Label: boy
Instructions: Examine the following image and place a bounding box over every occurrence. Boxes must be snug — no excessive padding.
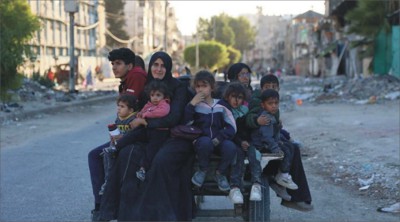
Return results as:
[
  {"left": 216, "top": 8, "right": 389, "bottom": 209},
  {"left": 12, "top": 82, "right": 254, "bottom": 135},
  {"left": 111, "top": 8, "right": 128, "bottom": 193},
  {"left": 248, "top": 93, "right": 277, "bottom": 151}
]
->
[
  {"left": 246, "top": 74, "right": 313, "bottom": 211},
  {"left": 250, "top": 89, "right": 298, "bottom": 190},
  {"left": 100, "top": 94, "right": 137, "bottom": 194},
  {"left": 108, "top": 48, "right": 147, "bottom": 98}
]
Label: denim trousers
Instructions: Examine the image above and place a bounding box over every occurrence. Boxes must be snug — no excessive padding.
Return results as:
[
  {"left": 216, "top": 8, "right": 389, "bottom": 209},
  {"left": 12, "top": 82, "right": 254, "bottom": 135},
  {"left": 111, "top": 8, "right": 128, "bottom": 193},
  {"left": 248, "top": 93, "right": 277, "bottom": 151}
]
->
[
  {"left": 194, "top": 136, "right": 237, "bottom": 175},
  {"left": 230, "top": 145, "right": 262, "bottom": 188}
]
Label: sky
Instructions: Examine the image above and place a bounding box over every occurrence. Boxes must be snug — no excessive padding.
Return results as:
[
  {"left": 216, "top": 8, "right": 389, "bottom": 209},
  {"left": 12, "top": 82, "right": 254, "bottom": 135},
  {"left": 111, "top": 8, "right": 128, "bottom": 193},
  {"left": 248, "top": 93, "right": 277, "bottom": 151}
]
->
[{"left": 169, "top": 0, "right": 326, "bottom": 36}]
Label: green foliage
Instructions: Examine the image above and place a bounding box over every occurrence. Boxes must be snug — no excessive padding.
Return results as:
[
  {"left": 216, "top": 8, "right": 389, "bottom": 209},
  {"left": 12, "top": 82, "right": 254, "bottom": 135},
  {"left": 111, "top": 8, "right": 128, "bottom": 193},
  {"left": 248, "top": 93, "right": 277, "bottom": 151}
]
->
[
  {"left": 0, "top": 0, "right": 40, "bottom": 97},
  {"left": 104, "top": 0, "right": 129, "bottom": 48},
  {"left": 345, "top": 0, "right": 390, "bottom": 39},
  {"left": 198, "top": 14, "right": 256, "bottom": 52},
  {"left": 229, "top": 16, "right": 256, "bottom": 52},
  {"left": 184, "top": 41, "right": 229, "bottom": 70},
  {"left": 226, "top": 46, "right": 241, "bottom": 65}
]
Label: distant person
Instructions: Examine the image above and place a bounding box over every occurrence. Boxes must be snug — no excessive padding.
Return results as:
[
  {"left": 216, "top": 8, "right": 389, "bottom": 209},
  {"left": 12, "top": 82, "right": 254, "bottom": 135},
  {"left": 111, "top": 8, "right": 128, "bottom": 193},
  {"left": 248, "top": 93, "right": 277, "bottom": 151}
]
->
[
  {"left": 85, "top": 65, "right": 93, "bottom": 88},
  {"left": 99, "top": 94, "right": 137, "bottom": 195}
]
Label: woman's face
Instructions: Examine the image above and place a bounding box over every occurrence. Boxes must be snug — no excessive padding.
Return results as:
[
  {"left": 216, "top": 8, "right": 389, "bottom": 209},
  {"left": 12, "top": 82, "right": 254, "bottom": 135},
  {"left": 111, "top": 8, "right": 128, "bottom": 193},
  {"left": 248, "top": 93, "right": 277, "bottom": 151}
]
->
[
  {"left": 151, "top": 58, "right": 166, "bottom": 80},
  {"left": 237, "top": 67, "right": 250, "bottom": 86}
]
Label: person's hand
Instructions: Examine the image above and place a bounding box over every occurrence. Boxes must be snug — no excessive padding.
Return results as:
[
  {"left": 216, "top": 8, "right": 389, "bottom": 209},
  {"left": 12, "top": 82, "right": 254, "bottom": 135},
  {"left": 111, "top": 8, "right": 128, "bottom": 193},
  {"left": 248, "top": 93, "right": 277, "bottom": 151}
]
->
[
  {"left": 136, "top": 112, "right": 143, "bottom": 119},
  {"left": 257, "top": 114, "right": 270, "bottom": 126},
  {"left": 190, "top": 92, "right": 205, "bottom": 106},
  {"left": 241, "top": 141, "right": 250, "bottom": 151},
  {"left": 129, "top": 118, "right": 147, "bottom": 129}
]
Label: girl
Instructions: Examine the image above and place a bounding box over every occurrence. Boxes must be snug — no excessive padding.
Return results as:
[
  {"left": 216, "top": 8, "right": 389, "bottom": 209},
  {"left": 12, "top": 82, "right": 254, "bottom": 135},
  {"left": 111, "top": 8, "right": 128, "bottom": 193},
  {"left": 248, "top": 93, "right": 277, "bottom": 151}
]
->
[
  {"left": 184, "top": 70, "right": 237, "bottom": 191},
  {"left": 135, "top": 79, "right": 171, "bottom": 181},
  {"left": 223, "top": 83, "right": 263, "bottom": 203}
]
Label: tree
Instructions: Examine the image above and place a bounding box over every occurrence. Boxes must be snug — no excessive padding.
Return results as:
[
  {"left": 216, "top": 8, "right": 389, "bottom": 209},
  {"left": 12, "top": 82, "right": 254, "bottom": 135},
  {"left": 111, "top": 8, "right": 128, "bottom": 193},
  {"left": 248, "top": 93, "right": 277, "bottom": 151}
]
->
[
  {"left": 229, "top": 16, "right": 256, "bottom": 53},
  {"left": 104, "top": 0, "right": 129, "bottom": 48},
  {"left": 345, "top": 0, "right": 392, "bottom": 58},
  {"left": 0, "top": 0, "right": 40, "bottom": 99},
  {"left": 200, "top": 14, "right": 235, "bottom": 46},
  {"left": 198, "top": 14, "right": 256, "bottom": 53},
  {"left": 226, "top": 46, "right": 241, "bottom": 65},
  {"left": 184, "top": 41, "right": 229, "bottom": 70}
]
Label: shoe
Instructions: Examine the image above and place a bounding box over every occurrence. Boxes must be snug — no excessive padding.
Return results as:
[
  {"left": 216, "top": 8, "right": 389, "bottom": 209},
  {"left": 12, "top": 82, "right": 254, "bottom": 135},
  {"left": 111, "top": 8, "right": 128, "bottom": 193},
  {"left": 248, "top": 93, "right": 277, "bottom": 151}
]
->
[
  {"left": 249, "top": 183, "right": 262, "bottom": 201},
  {"left": 214, "top": 173, "right": 230, "bottom": 191},
  {"left": 229, "top": 187, "right": 244, "bottom": 204},
  {"left": 192, "top": 170, "right": 207, "bottom": 187},
  {"left": 275, "top": 173, "right": 298, "bottom": 190},
  {"left": 281, "top": 200, "right": 313, "bottom": 212},
  {"left": 136, "top": 169, "right": 146, "bottom": 181},
  {"left": 377, "top": 202, "right": 400, "bottom": 213},
  {"left": 269, "top": 181, "right": 291, "bottom": 201},
  {"left": 91, "top": 209, "right": 100, "bottom": 221}
]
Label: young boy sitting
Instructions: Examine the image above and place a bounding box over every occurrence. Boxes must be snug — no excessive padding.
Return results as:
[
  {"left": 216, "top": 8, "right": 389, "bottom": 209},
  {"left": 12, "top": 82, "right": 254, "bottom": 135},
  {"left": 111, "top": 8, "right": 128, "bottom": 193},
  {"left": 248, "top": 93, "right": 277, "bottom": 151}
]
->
[
  {"left": 100, "top": 94, "right": 137, "bottom": 195},
  {"left": 250, "top": 89, "right": 298, "bottom": 190}
]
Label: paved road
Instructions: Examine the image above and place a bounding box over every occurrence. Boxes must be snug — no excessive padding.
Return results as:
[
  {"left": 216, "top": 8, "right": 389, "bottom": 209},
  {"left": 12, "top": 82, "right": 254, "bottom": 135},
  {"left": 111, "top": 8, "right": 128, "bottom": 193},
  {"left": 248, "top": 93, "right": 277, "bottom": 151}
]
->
[{"left": 1, "top": 81, "right": 399, "bottom": 221}]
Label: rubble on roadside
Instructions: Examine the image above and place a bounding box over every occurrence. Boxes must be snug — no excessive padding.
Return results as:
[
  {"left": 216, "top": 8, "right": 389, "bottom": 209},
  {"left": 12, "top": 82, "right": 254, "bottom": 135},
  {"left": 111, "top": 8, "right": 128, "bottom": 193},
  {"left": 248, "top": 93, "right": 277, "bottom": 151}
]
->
[
  {"left": 0, "top": 78, "right": 117, "bottom": 119},
  {"left": 280, "top": 75, "right": 400, "bottom": 105}
]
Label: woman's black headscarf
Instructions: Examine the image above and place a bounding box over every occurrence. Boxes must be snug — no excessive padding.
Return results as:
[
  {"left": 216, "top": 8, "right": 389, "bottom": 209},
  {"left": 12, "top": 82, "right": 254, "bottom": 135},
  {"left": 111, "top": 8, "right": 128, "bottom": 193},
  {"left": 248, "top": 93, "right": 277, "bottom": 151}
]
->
[
  {"left": 147, "top": 51, "right": 173, "bottom": 83},
  {"left": 227, "top": 62, "right": 252, "bottom": 88}
]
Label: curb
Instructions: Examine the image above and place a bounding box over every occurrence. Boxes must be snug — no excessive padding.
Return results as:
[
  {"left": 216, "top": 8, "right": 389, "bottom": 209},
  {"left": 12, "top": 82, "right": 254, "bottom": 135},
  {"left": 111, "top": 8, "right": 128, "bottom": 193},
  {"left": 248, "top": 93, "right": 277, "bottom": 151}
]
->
[{"left": 0, "top": 94, "right": 118, "bottom": 124}]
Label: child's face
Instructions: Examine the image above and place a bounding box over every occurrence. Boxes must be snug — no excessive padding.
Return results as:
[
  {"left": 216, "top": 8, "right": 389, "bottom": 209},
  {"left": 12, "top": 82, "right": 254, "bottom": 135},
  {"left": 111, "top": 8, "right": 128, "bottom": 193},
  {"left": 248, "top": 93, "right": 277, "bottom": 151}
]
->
[
  {"left": 150, "top": 90, "right": 165, "bottom": 106},
  {"left": 117, "top": 101, "right": 134, "bottom": 118},
  {"left": 194, "top": 81, "right": 212, "bottom": 99},
  {"left": 228, "top": 93, "right": 245, "bottom": 109},
  {"left": 112, "top": 59, "right": 132, "bottom": 79},
  {"left": 261, "top": 97, "right": 279, "bottom": 114},
  {"left": 261, "top": 82, "right": 279, "bottom": 92},
  {"left": 237, "top": 68, "right": 251, "bottom": 86}
]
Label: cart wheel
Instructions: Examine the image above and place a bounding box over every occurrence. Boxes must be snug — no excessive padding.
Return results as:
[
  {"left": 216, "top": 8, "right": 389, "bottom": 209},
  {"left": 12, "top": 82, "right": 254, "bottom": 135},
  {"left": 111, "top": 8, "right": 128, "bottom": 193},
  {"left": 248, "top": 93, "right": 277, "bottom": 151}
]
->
[{"left": 247, "top": 176, "right": 270, "bottom": 222}]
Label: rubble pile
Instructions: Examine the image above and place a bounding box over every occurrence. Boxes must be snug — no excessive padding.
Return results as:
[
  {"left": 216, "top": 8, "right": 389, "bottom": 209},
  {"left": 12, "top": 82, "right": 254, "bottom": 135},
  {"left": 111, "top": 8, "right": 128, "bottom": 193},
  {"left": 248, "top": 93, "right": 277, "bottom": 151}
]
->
[
  {"left": 1, "top": 78, "right": 116, "bottom": 114},
  {"left": 280, "top": 75, "right": 400, "bottom": 104}
]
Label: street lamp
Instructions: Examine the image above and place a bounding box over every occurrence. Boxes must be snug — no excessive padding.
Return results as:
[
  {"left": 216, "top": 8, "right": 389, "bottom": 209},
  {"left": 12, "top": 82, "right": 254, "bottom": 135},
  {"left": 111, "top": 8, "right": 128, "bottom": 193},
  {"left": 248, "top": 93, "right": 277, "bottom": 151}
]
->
[{"left": 64, "top": 0, "right": 79, "bottom": 93}]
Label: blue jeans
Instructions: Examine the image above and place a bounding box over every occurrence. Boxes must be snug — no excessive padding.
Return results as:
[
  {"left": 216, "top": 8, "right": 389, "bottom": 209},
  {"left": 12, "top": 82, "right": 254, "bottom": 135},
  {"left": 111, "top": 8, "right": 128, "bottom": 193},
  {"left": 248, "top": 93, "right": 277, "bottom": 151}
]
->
[
  {"left": 230, "top": 145, "right": 262, "bottom": 188},
  {"left": 194, "top": 136, "right": 237, "bottom": 175},
  {"left": 88, "top": 142, "right": 109, "bottom": 204}
]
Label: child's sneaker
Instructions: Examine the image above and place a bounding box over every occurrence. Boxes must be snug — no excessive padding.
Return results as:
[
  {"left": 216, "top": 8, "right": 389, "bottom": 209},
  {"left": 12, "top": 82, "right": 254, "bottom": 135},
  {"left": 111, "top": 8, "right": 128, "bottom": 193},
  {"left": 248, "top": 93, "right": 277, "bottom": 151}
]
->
[
  {"left": 192, "top": 170, "right": 207, "bottom": 187},
  {"left": 250, "top": 183, "right": 262, "bottom": 201},
  {"left": 136, "top": 168, "right": 146, "bottom": 181},
  {"left": 214, "top": 173, "right": 230, "bottom": 191},
  {"left": 229, "top": 187, "right": 244, "bottom": 204},
  {"left": 275, "top": 173, "right": 298, "bottom": 190}
]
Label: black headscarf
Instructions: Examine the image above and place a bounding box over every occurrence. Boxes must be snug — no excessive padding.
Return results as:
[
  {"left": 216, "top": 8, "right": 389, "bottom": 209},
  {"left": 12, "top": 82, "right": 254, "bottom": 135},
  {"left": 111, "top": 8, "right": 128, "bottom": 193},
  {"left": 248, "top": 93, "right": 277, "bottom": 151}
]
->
[
  {"left": 227, "top": 62, "right": 252, "bottom": 88},
  {"left": 147, "top": 51, "right": 173, "bottom": 83}
]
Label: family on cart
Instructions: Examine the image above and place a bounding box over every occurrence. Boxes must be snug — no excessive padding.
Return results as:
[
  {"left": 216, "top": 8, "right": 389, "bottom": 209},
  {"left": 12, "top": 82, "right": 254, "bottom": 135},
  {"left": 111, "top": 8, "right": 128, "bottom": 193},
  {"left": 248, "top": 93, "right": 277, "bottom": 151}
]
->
[{"left": 88, "top": 48, "right": 313, "bottom": 221}]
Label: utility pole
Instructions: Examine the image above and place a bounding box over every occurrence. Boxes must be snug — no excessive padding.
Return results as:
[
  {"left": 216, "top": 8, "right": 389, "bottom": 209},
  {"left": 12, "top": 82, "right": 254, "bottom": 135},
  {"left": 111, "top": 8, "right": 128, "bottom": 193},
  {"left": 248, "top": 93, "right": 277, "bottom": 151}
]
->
[
  {"left": 64, "top": 0, "right": 79, "bottom": 93},
  {"left": 164, "top": 0, "right": 168, "bottom": 52}
]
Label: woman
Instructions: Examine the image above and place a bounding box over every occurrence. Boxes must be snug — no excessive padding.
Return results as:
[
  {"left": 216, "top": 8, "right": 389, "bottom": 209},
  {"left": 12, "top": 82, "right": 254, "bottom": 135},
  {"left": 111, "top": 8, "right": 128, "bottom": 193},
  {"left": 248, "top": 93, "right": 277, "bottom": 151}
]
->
[{"left": 99, "top": 51, "right": 190, "bottom": 221}]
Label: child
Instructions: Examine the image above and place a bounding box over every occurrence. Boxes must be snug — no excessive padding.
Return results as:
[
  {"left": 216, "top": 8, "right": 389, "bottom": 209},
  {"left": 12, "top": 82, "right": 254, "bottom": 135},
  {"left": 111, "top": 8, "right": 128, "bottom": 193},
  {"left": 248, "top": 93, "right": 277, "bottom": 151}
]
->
[
  {"left": 251, "top": 89, "right": 298, "bottom": 190},
  {"left": 135, "top": 79, "right": 171, "bottom": 181},
  {"left": 184, "top": 70, "right": 237, "bottom": 191},
  {"left": 100, "top": 94, "right": 137, "bottom": 195},
  {"left": 223, "top": 83, "right": 263, "bottom": 203}
]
